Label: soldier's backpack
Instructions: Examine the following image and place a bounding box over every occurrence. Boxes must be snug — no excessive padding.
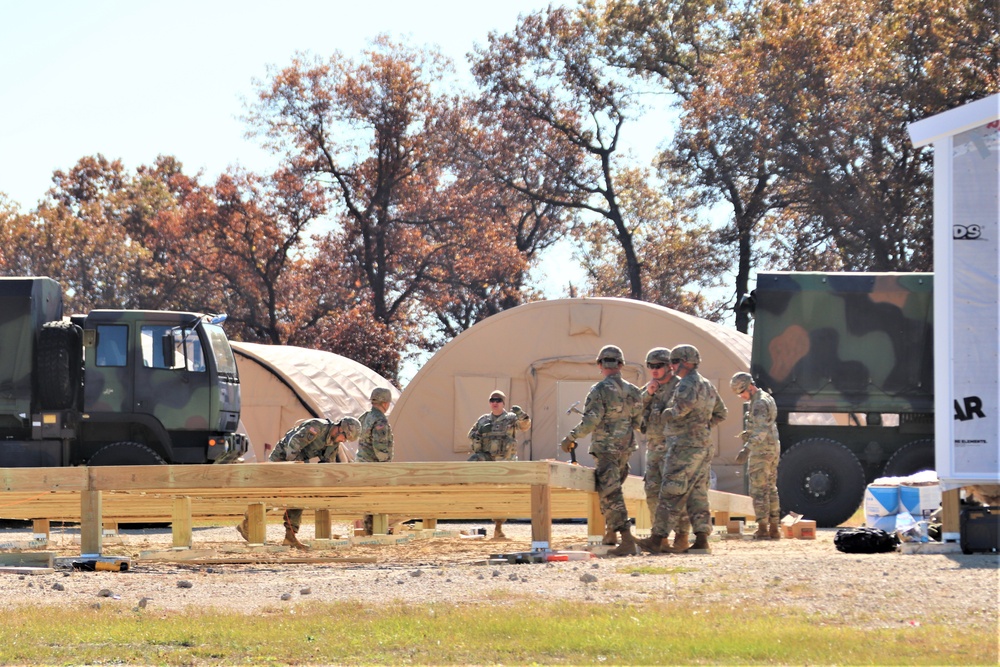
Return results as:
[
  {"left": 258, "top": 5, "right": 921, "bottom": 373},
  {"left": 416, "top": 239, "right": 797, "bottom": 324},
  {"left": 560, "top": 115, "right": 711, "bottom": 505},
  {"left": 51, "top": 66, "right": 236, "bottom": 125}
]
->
[{"left": 834, "top": 527, "right": 899, "bottom": 554}]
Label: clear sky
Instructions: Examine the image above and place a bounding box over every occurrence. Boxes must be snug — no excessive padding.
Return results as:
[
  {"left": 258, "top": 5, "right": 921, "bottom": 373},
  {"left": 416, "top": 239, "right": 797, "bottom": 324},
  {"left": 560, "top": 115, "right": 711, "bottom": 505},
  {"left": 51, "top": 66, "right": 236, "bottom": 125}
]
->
[{"left": 0, "top": 1, "right": 567, "bottom": 208}]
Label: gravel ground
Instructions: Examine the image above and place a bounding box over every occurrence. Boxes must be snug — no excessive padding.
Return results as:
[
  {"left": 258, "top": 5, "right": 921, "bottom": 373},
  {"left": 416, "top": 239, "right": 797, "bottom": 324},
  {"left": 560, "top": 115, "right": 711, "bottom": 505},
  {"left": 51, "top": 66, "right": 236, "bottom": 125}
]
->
[{"left": 1, "top": 521, "right": 996, "bottom": 631}]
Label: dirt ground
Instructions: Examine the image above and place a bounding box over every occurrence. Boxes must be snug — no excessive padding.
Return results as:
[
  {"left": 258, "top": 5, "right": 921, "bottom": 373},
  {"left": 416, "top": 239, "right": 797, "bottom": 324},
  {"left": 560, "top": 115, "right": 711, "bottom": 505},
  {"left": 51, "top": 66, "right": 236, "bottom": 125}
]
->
[{"left": 0, "top": 519, "right": 995, "bottom": 632}]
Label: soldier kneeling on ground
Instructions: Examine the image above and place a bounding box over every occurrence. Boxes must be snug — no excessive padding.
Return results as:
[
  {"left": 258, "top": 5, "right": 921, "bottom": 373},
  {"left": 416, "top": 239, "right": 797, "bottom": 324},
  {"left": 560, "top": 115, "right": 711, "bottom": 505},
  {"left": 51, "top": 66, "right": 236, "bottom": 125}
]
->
[{"left": 237, "top": 416, "right": 361, "bottom": 550}]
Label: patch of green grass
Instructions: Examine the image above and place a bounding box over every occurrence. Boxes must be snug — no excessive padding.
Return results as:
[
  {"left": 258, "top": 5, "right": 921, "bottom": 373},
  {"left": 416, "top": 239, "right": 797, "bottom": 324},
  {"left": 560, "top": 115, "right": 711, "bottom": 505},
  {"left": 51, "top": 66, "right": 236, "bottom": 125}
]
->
[
  {"left": 0, "top": 600, "right": 992, "bottom": 666},
  {"left": 617, "top": 564, "right": 698, "bottom": 576}
]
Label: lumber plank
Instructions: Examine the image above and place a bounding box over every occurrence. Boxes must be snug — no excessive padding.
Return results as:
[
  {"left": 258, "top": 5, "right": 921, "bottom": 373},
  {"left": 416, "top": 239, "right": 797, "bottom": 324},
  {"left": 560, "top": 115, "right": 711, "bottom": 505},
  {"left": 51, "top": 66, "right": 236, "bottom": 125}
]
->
[{"left": 0, "top": 551, "right": 55, "bottom": 567}]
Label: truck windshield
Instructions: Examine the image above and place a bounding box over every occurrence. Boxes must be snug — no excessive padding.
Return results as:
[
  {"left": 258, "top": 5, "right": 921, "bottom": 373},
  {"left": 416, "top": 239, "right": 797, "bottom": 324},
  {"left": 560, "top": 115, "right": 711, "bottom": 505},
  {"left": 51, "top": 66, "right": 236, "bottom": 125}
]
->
[{"left": 203, "top": 323, "right": 238, "bottom": 379}]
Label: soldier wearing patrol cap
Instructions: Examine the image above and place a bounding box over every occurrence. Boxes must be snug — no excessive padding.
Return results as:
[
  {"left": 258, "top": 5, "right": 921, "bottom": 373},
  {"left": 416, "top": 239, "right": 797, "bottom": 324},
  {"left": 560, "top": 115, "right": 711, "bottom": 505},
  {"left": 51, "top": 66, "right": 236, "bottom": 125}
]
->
[
  {"left": 236, "top": 416, "right": 361, "bottom": 550},
  {"left": 358, "top": 387, "right": 396, "bottom": 535},
  {"left": 731, "top": 371, "right": 781, "bottom": 539},
  {"left": 639, "top": 344, "right": 727, "bottom": 554},
  {"left": 640, "top": 347, "right": 693, "bottom": 553},
  {"left": 561, "top": 345, "right": 643, "bottom": 556},
  {"left": 358, "top": 387, "right": 394, "bottom": 463},
  {"left": 467, "top": 389, "right": 531, "bottom": 539}
]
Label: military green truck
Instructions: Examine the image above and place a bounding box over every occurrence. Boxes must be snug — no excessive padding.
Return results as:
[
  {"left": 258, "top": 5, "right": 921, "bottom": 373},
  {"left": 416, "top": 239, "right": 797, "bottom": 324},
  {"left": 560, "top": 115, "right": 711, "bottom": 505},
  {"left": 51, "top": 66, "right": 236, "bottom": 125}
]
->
[
  {"left": 741, "top": 272, "right": 934, "bottom": 526},
  {"left": 0, "top": 277, "right": 248, "bottom": 467}
]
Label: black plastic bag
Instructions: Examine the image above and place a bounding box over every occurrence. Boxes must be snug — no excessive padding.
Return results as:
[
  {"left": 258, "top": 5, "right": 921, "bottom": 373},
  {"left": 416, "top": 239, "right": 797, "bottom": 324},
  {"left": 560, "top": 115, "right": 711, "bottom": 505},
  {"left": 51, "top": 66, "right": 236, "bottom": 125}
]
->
[{"left": 834, "top": 527, "right": 899, "bottom": 554}]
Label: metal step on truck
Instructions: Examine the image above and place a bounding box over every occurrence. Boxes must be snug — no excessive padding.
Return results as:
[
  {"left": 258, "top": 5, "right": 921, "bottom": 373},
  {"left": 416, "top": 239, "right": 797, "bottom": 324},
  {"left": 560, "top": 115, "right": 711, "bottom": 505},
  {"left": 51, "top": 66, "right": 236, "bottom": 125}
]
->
[
  {"left": 740, "top": 272, "right": 934, "bottom": 526},
  {"left": 0, "top": 276, "right": 248, "bottom": 467}
]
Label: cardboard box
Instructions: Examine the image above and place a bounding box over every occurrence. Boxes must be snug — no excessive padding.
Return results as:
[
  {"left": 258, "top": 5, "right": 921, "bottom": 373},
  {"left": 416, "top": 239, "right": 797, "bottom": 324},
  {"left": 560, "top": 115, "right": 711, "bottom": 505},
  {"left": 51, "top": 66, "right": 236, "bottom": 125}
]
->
[
  {"left": 727, "top": 520, "right": 744, "bottom": 534},
  {"left": 900, "top": 483, "right": 942, "bottom": 519},
  {"left": 779, "top": 513, "right": 816, "bottom": 539},
  {"left": 792, "top": 520, "right": 816, "bottom": 539}
]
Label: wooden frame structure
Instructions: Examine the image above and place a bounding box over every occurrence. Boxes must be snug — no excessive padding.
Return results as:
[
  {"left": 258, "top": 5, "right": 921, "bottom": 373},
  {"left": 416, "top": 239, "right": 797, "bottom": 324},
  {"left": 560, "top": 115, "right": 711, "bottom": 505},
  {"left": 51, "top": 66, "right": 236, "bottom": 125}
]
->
[{"left": 0, "top": 461, "right": 755, "bottom": 555}]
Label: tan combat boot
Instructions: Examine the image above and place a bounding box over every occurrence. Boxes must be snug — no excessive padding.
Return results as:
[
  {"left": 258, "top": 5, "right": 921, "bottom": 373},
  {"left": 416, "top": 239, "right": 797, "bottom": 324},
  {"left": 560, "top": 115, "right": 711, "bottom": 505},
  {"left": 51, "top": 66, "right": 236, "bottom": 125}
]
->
[
  {"left": 609, "top": 526, "right": 637, "bottom": 556},
  {"left": 666, "top": 532, "right": 690, "bottom": 553},
  {"left": 602, "top": 526, "right": 618, "bottom": 546},
  {"left": 754, "top": 519, "right": 770, "bottom": 539},
  {"left": 769, "top": 519, "right": 782, "bottom": 540},
  {"left": 492, "top": 520, "right": 507, "bottom": 540},
  {"left": 283, "top": 526, "right": 309, "bottom": 551},
  {"left": 635, "top": 532, "right": 666, "bottom": 554},
  {"left": 689, "top": 531, "right": 711, "bottom": 552},
  {"left": 235, "top": 517, "right": 249, "bottom": 542}
]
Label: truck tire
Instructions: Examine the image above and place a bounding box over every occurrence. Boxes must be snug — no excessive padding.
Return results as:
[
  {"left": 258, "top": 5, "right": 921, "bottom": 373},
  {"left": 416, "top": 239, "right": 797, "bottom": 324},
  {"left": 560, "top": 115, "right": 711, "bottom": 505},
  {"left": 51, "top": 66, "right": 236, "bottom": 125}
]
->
[
  {"left": 778, "top": 438, "right": 866, "bottom": 528},
  {"left": 38, "top": 321, "right": 83, "bottom": 410},
  {"left": 87, "top": 442, "right": 166, "bottom": 466},
  {"left": 882, "top": 439, "right": 935, "bottom": 477}
]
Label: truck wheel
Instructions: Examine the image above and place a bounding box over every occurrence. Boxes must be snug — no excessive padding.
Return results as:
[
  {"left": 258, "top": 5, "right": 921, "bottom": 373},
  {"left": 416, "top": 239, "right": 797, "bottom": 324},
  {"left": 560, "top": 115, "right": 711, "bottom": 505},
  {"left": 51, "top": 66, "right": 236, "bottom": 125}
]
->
[
  {"left": 87, "top": 442, "right": 166, "bottom": 466},
  {"left": 38, "top": 321, "right": 83, "bottom": 410},
  {"left": 882, "top": 439, "right": 935, "bottom": 477},
  {"left": 778, "top": 438, "right": 866, "bottom": 528}
]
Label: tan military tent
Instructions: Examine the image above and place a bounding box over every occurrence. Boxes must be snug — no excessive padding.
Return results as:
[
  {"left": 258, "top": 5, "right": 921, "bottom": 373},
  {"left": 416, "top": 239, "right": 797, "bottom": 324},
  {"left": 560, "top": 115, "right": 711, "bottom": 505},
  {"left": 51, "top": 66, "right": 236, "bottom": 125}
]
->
[
  {"left": 390, "top": 297, "right": 754, "bottom": 495},
  {"left": 232, "top": 342, "right": 399, "bottom": 462}
]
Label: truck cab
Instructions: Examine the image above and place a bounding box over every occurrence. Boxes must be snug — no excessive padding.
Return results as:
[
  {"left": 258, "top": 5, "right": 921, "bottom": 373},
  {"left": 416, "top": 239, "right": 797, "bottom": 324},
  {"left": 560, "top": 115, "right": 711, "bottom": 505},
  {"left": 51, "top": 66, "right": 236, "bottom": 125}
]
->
[
  {"left": 0, "top": 276, "right": 247, "bottom": 467},
  {"left": 74, "top": 310, "right": 244, "bottom": 464}
]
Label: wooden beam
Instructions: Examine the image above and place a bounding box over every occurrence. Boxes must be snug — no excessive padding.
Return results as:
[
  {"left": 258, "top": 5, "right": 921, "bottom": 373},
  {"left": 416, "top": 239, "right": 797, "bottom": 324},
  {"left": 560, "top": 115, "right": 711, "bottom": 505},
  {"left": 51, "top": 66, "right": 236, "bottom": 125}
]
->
[
  {"left": 314, "top": 509, "right": 331, "bottom": 539},
  {"left": 530, "top": 484, "right": 552, "bottom": 548},
  {"left": 172, "top": 497, "right": 192, "bottom": 549},
  {"left": 941, "top": 488, "right": 961, "bottom": 542},
  {"left": 80, "top": 489, "right": 101, "bottom": 555},
  {"left": 246, "top": 503, "right": 267, "bottom": 544}
]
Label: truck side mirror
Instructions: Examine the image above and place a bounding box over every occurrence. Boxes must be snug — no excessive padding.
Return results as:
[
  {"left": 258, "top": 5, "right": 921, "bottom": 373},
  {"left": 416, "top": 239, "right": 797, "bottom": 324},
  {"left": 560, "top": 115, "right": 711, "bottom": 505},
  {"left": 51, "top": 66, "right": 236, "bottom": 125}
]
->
[
  {"left": 736, "top": 291, "right": 757, "bottom": 317},
  {"left": 161, "top": 333, "right": 176, "bottom": 368}
]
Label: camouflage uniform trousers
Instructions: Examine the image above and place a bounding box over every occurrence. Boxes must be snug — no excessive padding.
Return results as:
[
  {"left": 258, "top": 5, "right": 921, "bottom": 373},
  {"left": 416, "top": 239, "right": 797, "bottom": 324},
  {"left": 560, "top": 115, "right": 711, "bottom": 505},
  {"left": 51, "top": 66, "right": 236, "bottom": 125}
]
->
[
  {"left": 644, "top": 443, "right": 691, "bottom": 535},
  {"left": 652, "top": 443, "right": 713, "bottom": 536},
  {"left": 595, "top": 449, "right": 632, "bottom": 531},
  {"left": 468, "top": 451, "right": 500, "bottom": 462},
  {"left": 748, "top": 448, "right": 780, "bottom": 522}
]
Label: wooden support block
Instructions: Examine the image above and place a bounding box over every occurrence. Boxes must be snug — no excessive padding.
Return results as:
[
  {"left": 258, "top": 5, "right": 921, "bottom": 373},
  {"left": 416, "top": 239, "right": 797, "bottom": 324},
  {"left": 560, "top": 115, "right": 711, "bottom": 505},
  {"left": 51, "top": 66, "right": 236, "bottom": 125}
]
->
[
  {"left": 633, "top": 499, "right": 651, "bottom": 531},
  {"left": 172, "top": 496, "right": 193, "bottom": 549},
  {"left": 246, "top": 502, "right": 267, "bottom": 544},
  {"left": 32, "top": 519, "right": 50, "bottom": 541},
  {"left": 371, "top": 513, "right": 389, "bottom": 535},
  {"left": 80, "top": 489, "right": 102, "bottom": 556},
  {"left": 941, "top": 488, "right": 961, "bottom": 542},
  {"left": 587, "top": 492, "right": 605, "bottom": 543},
  {"left": 714, "top": 511, "right": 731, "bottom": 527},
  {"left": 315, "top": 509, "right": 332, "bottom": 540},
  {"left": 421, "top": 518, "right": 438, "bottom": 529},
  {"left": 531, "top": 483, "right": 552, "bottom": 548},
  {"left": 102, "top": 521, "right": 118, "bottom": 537}
]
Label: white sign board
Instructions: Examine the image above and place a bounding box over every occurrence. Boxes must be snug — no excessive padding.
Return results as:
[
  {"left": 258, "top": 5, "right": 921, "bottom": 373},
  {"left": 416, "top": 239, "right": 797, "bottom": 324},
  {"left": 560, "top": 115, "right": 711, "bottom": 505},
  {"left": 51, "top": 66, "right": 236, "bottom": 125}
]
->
[{"left": 909, "top": 95, "right": 1000, "bottom": 489}]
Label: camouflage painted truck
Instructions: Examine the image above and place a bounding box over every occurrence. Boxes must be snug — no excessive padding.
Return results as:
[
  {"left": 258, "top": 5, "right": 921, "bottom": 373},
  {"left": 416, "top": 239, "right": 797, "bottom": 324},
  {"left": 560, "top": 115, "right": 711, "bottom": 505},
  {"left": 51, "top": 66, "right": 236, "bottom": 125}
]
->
[
  {"left": 0, "top": 276, "right": 248, "bottom": 467},
  {"left": 740, "top": 272, "right": 934, "bottom": 526}
]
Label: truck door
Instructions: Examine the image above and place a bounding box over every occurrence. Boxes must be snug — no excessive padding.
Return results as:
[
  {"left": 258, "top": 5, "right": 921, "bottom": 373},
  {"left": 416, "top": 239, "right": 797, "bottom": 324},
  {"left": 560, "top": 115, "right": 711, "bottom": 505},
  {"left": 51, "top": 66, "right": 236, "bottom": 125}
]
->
[
  {"left": 133, "top": 324, "right": 211, "bottom": 432},
  {"left": 84, "top": 323, "right": 132, "bottom": 412}
]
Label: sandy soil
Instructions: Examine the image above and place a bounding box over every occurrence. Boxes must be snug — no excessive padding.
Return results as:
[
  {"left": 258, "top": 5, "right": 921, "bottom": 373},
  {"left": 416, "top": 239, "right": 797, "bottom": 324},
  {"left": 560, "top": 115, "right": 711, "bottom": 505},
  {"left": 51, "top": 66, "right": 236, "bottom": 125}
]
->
[{"left": 0, "top": 519, "right": 995, "bottom": 631}]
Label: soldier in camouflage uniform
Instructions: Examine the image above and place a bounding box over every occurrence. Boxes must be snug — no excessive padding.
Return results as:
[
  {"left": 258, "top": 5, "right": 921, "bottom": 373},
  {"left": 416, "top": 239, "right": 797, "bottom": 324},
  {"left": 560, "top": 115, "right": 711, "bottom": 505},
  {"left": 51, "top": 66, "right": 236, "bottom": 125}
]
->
[
  {"left": 467, "top": 389, "right": 531, "bottom": 539},
  {"left": 236, "top": 416, "right": 361, "bottom": 550},
  {"left": 639, "top": 344, "right": 727, "bottom": 554},
  {"left": 731, "top": 372, "right": 781, "bottom": 539},
  {"left": 641, "top": 347, "right": 693, "bottom": 553},
  {"left": 561, "top": 345, "right": 643, "bottom": 557},
  {"left": 358, "top": 387, "right": 395, "bottom": 535}
]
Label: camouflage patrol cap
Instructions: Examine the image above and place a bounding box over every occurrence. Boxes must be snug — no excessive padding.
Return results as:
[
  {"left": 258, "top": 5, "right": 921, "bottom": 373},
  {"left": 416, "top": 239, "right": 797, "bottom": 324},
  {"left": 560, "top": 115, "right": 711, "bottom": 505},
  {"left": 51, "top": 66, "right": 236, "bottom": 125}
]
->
[
  {"left": 730, "top": 372, "right": 753, "bottom": 394},
  {"left": 489, "top": 390, "right": 506, "bottom": 402},
  {"left": 596, "top": 345, "right": 624, "bottom": 367},
  {"left": 671, "top": 344, "right": 700, "bottom": 365},
  {"left": 370, "top": 387, "right": 392, "bottom": 403},
  {"left": 337, "top": 416, "right": 362, "bottom": 442},
  {"left": 645, "top": 347, "right": 672, "bottom": 365}
]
